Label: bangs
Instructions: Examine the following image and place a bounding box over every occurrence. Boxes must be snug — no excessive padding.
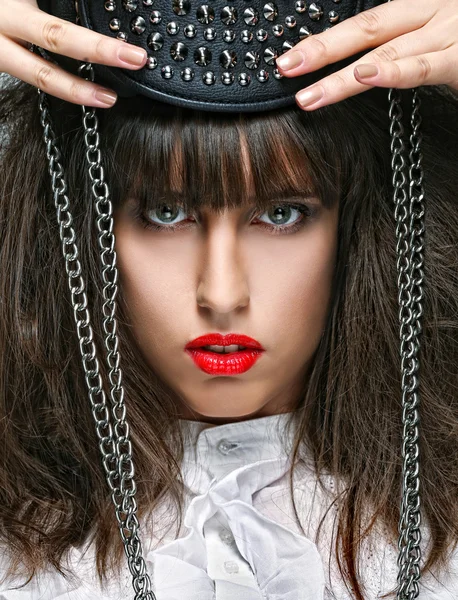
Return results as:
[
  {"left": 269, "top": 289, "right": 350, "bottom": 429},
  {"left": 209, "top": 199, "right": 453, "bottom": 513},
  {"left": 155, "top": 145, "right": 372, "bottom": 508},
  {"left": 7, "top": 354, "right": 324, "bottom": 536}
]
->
[{"left": 102, "top": 100, "right": 342, "bottom": 215}]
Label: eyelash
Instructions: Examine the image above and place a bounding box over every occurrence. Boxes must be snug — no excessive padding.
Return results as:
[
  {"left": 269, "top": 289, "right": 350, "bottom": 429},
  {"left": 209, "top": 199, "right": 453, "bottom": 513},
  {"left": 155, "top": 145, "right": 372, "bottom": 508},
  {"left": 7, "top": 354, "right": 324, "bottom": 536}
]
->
[{"left": 132, "top": 203, "right": 317, "bottom": 236}]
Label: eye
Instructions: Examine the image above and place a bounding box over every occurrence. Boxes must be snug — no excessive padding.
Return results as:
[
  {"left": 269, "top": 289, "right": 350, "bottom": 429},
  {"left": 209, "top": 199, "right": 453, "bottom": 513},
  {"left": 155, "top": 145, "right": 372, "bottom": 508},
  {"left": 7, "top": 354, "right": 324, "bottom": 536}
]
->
[
  {"left": 258, "top": 205, "right": 303, "bottom": 227},
  {"left": 146, "top": 203, "right": 189, "bottom": 226}
]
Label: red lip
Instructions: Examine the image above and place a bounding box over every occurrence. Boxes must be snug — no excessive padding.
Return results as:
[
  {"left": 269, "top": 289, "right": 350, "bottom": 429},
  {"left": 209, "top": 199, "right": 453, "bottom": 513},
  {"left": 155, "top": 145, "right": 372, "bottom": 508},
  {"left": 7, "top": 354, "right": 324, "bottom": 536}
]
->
[
  {"left": 185, "top": 333, "right": 264, "bottom": 350},
  {"left": 185, "top": 333, "right": 264, "bottom": 375}
]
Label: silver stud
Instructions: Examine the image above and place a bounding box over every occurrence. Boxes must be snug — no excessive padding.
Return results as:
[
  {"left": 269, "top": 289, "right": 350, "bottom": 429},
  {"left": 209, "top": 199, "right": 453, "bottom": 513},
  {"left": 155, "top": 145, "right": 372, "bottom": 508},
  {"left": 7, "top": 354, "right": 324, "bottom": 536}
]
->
[
  {"left": 263, "top": 2, "right": 278, "bottom": 22},
  {"left": 167, "top": 21, "right": 180, "bottom": 34},
  {"left": 256, "top": 28, "right": 268, "bottom": 41},
  {"left": 150, "top": 10, "right": 162, "bottom": 24},
  {"left": 272, "top": 24, "right": 283, "bottom": 37},
  {"left": 131, "top": 16, "right": 146, "bottom": 34},
  {"left": 172, "top": 0, "right": 191, "bottom": 15},
  {"left": 282, "top": 40, "right": 294, "bottom": 52},
  {"left": 244, "top": 50, "right": 260, "bottom": 69},
  {"left": 147, "top": 32, "right": 164, "bottom": 50},
  {"left": 243, "top": 7, "right": 259, "bottom": 26},
  {"left": 328, "top": 10, "right": 339, "bottom": 23},
  {"left": 285, "top": 15, "right": 296, "bottom": 28},
  {"left": 257, "top": 69, "right": 269, "bottom": 82},
  {"left": 299, "top": 25, "right": 312, "bottom": 39},
  {"left": 117, "top": 31, "right": 128, "bottom": 41},
  {"left": 197, "top": 5, "right": 215, "bottom": 24},
  {"left": 222, "top": 71, "right": 235, "bottom": 85},
  {"left": 223, "top": 29, "right": 236, "bottom": 42},
  {"left": 161, "top": 65, "right": 174, "bottom": 79},
  {"left": 143, "top": 0, "right": 154, "bottom": 5},
  {"left": 273, "top": 67, "right": 283, "bottom": 79},
  {"left": 170, "top": 41, "right": 188, "bottom": 61},
  {"left": 308, "top": 3, "right": 323, "bottom": 20},
  {"left": 220, "top": 49, "right": 237, "bottom": 68},
  {"left": 194, "top": 46, "right": 212, "bottom": 66},
  {"left": 238, "top": 72, "right": 251, "bottom": 86},
  {"left": 204, "top": 27, "right": 217, "bottom": 41},
  {"left": 263, "top": 46, "right": 278, "bottom": 65},
  {"left": 221, "top": 6, "right": 238, "bottom": 25},
  {"left": 109, "top": 18, "right": 121, "bottom": 31},
  {"left": 123, "top": 0, "right": 138, "bottom": 11},
  {"left": 294, "top": 0, "right": 306, "bottom": 14},
  {"left": 104, "top": 0, "right": 116, "bottom": 11},
  {"left": 333, "top": 0, "right": 342, "bottom": 3},
  {"left": 203, "top": 71, "right": 216, "bottom": 85},
  {"left": 146, "top": 56, "right": 158, "bottom": 69},
  {"left": 184, "top": 24, "right": 197, "bottom": 38},
  {"left": 241, "top": 29, "right": 253, "bottom": 43},
  {"left": 181, "top": 67, "right": 195, "bottom": 81}
]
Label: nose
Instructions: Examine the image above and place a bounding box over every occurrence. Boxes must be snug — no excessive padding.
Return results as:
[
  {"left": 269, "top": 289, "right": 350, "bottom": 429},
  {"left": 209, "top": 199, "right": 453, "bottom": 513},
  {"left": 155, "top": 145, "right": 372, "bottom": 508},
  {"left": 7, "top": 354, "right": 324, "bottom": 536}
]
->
[{"left": 196, "top": 220, "right": 250, "bottom": 316}]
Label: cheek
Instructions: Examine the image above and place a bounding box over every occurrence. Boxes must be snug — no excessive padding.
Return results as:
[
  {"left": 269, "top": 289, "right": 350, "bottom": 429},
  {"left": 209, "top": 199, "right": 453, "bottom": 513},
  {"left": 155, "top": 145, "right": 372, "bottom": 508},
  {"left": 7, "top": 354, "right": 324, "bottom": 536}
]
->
[
  {"left": 248, "top": 215, "right": 337, "bottom": 356},
  {"left": 114, "top": 221, "right": 194, "bottom": 361}
]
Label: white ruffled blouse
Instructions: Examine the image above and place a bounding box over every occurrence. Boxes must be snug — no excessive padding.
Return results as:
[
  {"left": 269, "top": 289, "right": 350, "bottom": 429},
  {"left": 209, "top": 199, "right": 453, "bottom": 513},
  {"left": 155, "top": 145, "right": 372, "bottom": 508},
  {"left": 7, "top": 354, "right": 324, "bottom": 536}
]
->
[{"left": 1, "top": 412, "right": 458, "bottom": 599}]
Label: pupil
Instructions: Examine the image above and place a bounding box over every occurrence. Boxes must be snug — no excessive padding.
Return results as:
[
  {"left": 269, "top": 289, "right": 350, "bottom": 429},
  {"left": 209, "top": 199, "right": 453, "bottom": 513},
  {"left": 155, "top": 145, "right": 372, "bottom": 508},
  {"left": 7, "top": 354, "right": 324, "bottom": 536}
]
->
[
  {"left": 269, "top": 206, "right": 291, "bottom": 225},
  {"left": 157, "top": 204, "right": 180, "bottom": 223}
]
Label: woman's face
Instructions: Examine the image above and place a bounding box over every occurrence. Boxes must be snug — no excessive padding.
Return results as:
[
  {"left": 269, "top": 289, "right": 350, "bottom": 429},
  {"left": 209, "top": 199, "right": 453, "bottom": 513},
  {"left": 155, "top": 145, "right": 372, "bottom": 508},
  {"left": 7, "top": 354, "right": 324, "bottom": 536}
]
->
[{"left": 114, "top": 153, "right": 339, "bottom": 424}]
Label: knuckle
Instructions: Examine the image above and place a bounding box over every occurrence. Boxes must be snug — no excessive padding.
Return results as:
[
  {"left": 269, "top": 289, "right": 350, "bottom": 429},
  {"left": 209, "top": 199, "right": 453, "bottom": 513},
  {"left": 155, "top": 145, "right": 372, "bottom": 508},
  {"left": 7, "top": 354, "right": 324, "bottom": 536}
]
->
[
  {"left": 330, "top": 72, "right": 348, "bottom": 93},
  {"left": 35, "top": 64, "right": 54, "bottom": 90},
  {"left": 371, "top": 44, "right": 399, "bottom": 63},
  {"left": 68, "top": 80, "right": 89, "bottom": 103},
  {"left": 42, "top": 20, "right": 66, "bottom": 52},
  {"left": 414, "top": 55, "right": 432, "bottom": 82},
  {"left": 307, "top": 36, "right": 330, "bottom": 61},
  {"left": 354, "top": 10, "right": 381, "bottom": 42},
  {"left": 94, "top": 36, "right": 111, "bottom": 62}
]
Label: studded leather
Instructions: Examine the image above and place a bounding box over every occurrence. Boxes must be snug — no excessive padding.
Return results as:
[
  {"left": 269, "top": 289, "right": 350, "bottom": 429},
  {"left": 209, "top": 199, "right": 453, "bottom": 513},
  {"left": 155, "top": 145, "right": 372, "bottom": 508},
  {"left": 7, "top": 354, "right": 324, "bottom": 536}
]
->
[{"left": 37, "top": 0, "right": 384, "bottom": 112}]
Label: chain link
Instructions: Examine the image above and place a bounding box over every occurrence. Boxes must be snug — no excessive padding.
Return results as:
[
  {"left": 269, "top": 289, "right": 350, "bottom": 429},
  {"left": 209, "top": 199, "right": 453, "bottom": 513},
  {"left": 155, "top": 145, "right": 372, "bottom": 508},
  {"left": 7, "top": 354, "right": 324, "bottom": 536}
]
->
[
  {"left": 35, "top": 64, "right": 156, "bottom": 600},
  {"left": 388, "top": 85, "right": 424, "bottom": 600}
]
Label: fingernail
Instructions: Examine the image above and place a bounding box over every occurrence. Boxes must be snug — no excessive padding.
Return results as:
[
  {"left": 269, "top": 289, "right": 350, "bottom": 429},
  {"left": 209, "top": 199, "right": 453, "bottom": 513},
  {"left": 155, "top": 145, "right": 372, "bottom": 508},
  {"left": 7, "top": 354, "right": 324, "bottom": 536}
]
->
[
  {"left": 296, "top": 86, "right": 324, "bottom": 108},
  {"left": 276, "top": 51, "right": 304, "bottom": 71},
  {"left": 94, "top": 88, "right": 118, "bottom": 107},
  {"left": 354, "top": 64, "right": 379, "bottom": 79},
  {"left": 118, "top": 45, "right": 147, "bottom": 66}
]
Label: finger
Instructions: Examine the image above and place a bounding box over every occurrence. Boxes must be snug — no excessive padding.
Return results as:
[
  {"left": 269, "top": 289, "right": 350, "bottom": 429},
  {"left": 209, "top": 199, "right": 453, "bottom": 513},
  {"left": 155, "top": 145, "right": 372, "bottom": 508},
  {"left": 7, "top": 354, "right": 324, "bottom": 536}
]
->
[
  {"left": 0, "top": 4, "right": 147, "bottom": 70},
  {"left": 276, "top": 0, "right": 436, "bottom": 76},
  {"left": 294, "top": 48, "right": 457, "bottom": 110},
  {"left": 354, "top": 49, "right": 458, "bottom": 90},
  {"left": 292, "top": 27, "right": 446, "bottom": 110},
  {"left": 0, "top": 34, "right": 118, "bottom": 107}
]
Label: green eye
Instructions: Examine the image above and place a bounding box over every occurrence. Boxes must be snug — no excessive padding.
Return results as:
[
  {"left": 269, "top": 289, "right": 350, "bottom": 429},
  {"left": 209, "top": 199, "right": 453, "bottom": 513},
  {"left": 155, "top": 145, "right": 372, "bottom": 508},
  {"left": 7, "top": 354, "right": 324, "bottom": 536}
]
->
[
  {"left": 259, "top": 205, "right": 303, "bottom": 227},
  {"left": 147, "top": 204, "right": 188, "bottom": 225}
]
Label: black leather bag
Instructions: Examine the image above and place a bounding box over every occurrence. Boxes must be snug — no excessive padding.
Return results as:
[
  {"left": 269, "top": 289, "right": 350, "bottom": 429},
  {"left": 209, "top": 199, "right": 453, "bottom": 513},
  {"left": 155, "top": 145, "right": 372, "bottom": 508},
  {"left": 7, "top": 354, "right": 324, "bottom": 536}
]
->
[{"left": 37, "top": 0, "right": 384, "bottom": 112}]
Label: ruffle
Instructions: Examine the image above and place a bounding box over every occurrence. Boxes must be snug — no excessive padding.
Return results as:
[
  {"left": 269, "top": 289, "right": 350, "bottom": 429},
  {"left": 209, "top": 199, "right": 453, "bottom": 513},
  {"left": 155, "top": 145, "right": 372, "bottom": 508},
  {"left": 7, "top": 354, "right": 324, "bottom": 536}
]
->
[{"left": 149, "top": 456, "right": 326, "bottom": 599}]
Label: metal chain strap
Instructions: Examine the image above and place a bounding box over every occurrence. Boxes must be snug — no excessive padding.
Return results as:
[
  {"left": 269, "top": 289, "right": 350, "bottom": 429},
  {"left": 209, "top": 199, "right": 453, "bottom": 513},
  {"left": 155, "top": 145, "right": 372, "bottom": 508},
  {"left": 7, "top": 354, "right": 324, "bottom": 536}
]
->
[
  {"left": 77, "top": 62, "right": 155, "bottom": 600},
  {"left": 388, "top": 85, "right": 424, "bottom": 600},
  {"left": 35, "top": 67, "right": 156, "bottom": 600}
]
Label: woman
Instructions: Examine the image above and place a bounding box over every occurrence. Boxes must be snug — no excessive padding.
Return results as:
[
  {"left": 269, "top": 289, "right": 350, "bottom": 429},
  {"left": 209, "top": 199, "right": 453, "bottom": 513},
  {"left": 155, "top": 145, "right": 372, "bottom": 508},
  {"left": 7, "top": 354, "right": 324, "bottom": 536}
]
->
[{"left": 0, "top": 0, "right": 457, "bottom": 599}]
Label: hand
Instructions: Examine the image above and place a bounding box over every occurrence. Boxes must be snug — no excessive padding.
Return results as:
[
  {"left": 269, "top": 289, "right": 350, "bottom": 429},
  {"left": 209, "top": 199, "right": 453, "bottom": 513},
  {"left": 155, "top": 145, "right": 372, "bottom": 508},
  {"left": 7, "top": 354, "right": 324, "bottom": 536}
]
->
[
  {"left": 275, "top": 0, "right": 458, "bottom": 110},
  {"left": 0, "top": 0, "right": 147, "bottom": 108}
]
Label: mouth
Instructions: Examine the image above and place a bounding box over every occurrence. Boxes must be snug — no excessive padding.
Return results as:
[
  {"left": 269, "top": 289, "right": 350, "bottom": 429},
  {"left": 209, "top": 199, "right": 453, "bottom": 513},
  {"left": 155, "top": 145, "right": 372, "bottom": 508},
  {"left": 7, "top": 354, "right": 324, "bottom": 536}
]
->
[{"left": 185, "top": 333, "right": 264, "bottom": 375}]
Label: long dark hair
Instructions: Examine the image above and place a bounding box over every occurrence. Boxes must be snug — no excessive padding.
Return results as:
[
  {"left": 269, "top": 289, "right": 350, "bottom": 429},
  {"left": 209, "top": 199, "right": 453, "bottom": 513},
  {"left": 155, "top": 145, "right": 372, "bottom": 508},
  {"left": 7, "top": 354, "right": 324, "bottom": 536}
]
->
[{"left": 1, "top": 77, "right": 458, "bottom": 599}]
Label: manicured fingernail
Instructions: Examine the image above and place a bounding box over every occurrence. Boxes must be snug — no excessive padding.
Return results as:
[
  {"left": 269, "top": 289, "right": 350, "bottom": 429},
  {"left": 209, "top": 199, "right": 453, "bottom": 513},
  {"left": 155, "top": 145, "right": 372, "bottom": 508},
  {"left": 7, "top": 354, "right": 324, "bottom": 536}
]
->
[
  {"left": 94, "top": 88, "right": 118, "bottom": 107},
  {"left": 296, "top": 86, "right": 324, "bottom": 108},
  {"left": 354, "top": 64, "right": 379, "bottom": 79},
  {"left": 118, "top": 45, "right": 147, "bottom": 66},
  {"left": 276, "top": 50, "right": 304, "bottom": 71}
]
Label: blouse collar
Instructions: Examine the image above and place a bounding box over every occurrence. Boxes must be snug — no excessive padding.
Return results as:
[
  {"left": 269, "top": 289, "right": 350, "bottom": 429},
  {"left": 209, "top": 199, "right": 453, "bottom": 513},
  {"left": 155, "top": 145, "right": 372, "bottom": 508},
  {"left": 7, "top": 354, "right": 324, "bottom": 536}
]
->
[{"left": 178, "top": 411, "right": 300, "bottom": 494}]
